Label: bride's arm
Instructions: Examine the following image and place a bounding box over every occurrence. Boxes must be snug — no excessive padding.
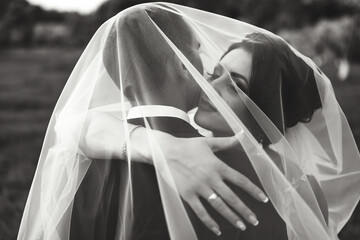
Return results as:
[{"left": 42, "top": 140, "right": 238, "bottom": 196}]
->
[
  {"left": 78, "top": 111, "right": 268, "bottom": 235},
  {"left": 78, "top": 111, "right": 150, "bottom": 162}
]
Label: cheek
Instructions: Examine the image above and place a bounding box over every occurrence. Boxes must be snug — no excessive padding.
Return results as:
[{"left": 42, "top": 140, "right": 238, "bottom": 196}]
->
[
  {"left": 222, "top": 93, "right": 253, "bottom": 128},
  {"left": 229, "top": 97, "right": 254, "bottom": 130},
  {"left": 229, "top": 97, "right": 247, "bottom": 119}
]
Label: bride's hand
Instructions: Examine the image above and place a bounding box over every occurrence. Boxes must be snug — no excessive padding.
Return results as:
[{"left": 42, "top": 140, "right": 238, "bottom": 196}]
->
[{"left": 134, "top": 130, "right": 269, "bottom": 236}]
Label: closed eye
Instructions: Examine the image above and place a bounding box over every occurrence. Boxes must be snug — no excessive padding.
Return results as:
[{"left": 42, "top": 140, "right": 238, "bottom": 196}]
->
[{"left": 231, "top": 75, "right": 248, "bottom": 93}]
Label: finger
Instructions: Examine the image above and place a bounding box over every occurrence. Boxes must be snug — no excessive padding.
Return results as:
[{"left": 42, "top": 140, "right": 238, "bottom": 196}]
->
[
  {"left": 222, "top": 164, "right": 269, "bottom": 203},
  {"left": 213, "top": 182, "right": 257, "bottom": 227},
  {"left": 201, "top": 190, "right": 247, "bottom": 231},
  {"left": 187, "top": 197, "right": 222, "bottom": 236},
  {"left": 203, "top": 135, "right": 239, "bottom": 152}
]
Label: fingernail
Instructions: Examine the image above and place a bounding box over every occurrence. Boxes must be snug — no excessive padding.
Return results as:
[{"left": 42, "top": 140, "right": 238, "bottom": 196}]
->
[
  {"left": 249, "top": 215, "right": 259, "bottom": 226},
  {"left": 212, "top": 227, "right": 221, "bottom": 236},
  {"left": 236, "top": 221, "right": 246, "bottom": 231},
  {"left": 259, "top": 193, "right": 269, "bottom": 203}
]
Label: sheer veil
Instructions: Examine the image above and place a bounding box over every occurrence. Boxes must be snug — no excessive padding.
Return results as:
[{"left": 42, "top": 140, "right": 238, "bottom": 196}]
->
[{"left": 17, "top": 2, "right": 360, "bottom": 240}]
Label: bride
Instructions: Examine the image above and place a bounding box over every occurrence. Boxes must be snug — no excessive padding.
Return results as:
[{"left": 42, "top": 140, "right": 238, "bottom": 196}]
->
[
  {"left": 192, "top": 31, "right": 329, "bottom": 239},
  {"left": 17, "top": 2, "right": 360, "bottom": 240}
]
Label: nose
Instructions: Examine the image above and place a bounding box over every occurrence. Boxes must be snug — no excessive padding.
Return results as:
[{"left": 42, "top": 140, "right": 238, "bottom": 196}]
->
[{"left": 209, "top": 71, "right": 230, "bottom": 95}]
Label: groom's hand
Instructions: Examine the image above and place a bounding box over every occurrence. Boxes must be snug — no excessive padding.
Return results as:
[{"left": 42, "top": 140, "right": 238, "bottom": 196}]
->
[{"left": 161, "top": 135, "right": 269, "bottom": 236}]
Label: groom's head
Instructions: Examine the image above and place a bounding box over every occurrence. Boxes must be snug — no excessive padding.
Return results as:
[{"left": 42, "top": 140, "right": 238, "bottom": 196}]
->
[{"left": 103, "top": 4, "right": 203, "bottom": 110}]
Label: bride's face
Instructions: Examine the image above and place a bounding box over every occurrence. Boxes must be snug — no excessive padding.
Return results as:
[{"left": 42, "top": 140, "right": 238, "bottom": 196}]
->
[{"left": 194, "top": 47, "right": 253, "bottom": 136}]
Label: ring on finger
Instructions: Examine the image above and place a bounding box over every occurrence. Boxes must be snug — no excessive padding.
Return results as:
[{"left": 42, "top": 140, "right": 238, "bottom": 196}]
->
[{"left": 207, "top": 192, "right": 219, "bottom": 201}]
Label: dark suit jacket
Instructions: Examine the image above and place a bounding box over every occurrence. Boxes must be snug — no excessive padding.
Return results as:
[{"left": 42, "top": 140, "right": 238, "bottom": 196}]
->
[{"left": 70, "top": 116, "right": 287, "bottom": 240}]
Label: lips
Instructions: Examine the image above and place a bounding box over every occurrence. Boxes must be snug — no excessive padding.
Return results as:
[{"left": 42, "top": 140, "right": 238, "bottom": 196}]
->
[{"left": 198, "top": 95, "right": 217, "bottom": 112}]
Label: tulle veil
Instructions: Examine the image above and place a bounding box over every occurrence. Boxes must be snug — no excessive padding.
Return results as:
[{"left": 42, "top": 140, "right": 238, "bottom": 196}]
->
[{"left": 17, "top": 2, "right": 360, "bottom": 240}]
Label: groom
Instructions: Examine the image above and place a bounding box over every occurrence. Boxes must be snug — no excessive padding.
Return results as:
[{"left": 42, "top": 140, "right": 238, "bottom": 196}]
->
[
  {"left": 109, "top": 5, "right": 287, "bottom": 240},
  {"left": 70, "top": 6, "right": 206, "bottom": 240}
]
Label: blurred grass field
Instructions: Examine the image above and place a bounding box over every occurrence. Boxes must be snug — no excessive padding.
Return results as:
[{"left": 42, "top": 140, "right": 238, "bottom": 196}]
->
[
  {"left": 0, "top": 48, "right": 81, "bottom": 240},
  {"left": 0, "top": 48, "right": 359, "bottom": 240}
]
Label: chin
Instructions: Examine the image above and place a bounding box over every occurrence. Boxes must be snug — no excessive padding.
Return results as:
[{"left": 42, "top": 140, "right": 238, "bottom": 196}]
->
[{"left": 194, "top": 108, "right": 232, "bottom": 136}]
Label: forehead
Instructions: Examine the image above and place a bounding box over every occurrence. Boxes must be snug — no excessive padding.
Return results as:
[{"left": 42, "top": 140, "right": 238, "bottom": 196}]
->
[{"left": 220, "top": 48, "right": 252, "bottom": 79}]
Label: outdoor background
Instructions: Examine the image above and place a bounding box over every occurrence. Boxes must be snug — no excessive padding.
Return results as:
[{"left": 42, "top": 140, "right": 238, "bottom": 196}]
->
[{"left": 0, "top": 0, "right": 359, "bottom": 239}]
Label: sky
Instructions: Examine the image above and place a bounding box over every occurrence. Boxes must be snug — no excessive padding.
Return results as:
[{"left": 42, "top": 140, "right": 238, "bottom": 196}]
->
[{"left": 26, "top": 0, "right": 109, "bottom": 14}]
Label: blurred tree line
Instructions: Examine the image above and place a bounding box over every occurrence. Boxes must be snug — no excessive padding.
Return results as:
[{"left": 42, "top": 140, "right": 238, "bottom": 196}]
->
[{"left": 0, "top": 0, "right": 359, "bottom": 61}]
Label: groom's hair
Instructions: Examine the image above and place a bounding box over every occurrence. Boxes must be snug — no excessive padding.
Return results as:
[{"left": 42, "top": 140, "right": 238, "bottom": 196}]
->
[
  {"left": 102, "top": 4, "right": 198, "bottom": 91},
  {"left": 222, "top": 32, "right": 322, "bottom": 145}
]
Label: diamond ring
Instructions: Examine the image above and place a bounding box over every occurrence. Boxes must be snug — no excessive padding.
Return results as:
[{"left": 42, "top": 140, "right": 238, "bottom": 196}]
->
[{"left": 207, "top": 192, "right": 219, "bottom": 201}]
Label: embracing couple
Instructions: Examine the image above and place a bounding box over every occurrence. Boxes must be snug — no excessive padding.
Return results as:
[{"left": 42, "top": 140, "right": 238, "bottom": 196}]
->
[{"left": 17, "top": 3, "right": 360, "bottom": 240}]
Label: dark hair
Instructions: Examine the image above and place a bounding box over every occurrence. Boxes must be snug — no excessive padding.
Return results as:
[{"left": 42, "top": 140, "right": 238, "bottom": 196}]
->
[
  {"left": 103, "top": 5, "right": 195, "bottom": 86},
  {"left": 222, "top": 32, "right": 322, "bottom": 145},
  {"left": 102, "top": 5, "right": 199, "bottom": 104}
]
